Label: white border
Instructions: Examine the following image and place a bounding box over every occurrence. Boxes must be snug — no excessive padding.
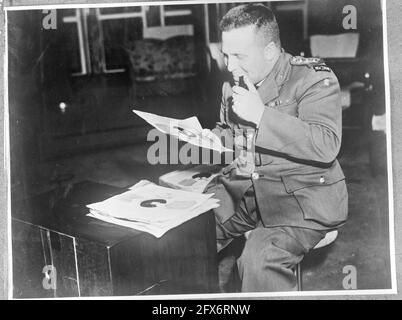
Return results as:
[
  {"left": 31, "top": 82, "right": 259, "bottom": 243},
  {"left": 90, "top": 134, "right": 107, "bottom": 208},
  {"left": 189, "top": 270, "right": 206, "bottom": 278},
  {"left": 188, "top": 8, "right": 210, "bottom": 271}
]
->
[
  {"left": 4, "top": 9, "right": 13, "bottom": 301},
  {"left": 381, "top": 0, "right": 397, "bottom": 292},
  {"left": 4, "top": 0, "right": 397, "bottom": 299},
  {"left": 4, "top": 0, "right": 251, "bottom": 11}
]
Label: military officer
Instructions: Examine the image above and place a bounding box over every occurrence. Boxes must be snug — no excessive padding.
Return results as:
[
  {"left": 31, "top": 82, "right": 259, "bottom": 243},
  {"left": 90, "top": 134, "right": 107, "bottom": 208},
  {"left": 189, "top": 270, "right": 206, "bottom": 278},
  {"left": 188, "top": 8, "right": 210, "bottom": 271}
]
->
[{"left": 205, "top": 3, "right": 348, "bottom": 292}]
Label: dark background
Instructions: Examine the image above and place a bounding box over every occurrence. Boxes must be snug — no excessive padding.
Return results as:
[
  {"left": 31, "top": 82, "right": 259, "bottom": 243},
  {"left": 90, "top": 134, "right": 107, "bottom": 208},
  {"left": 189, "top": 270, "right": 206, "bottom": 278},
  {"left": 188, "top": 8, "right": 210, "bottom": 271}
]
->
[{"left": 8, "top": 0, "right": 384, "bottom": 164}]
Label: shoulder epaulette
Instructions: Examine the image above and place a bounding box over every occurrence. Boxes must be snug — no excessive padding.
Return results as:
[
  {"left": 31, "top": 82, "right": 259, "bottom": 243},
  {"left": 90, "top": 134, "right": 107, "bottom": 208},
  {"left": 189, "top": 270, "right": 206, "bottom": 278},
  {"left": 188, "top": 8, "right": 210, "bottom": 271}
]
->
[
  {"left": 290, "top": 56, "right": 324, "bottom": 65},
  {"left": 290, "top": 56, "right": 332, "bottom": 72}
]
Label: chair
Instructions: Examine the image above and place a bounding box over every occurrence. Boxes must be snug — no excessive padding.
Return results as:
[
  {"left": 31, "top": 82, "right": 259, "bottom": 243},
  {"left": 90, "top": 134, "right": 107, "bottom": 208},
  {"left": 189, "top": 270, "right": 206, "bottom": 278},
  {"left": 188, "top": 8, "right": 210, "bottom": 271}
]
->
[
  {"left": 125, "top": 35, "right": 197, "bottom": 96},
  {"left": 206, "top": 42, "right": 225, "bottom": 73},
  {"left": 295, "top": 229, "right": 338, "bottom": 291}
]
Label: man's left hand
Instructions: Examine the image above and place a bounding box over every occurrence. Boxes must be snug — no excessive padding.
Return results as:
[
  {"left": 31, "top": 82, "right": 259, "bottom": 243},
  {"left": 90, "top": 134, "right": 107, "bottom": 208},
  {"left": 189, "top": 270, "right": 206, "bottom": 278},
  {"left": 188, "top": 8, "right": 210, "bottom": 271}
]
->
[{"left": 231, "top": 75, "right": 265, "bottom": 127}]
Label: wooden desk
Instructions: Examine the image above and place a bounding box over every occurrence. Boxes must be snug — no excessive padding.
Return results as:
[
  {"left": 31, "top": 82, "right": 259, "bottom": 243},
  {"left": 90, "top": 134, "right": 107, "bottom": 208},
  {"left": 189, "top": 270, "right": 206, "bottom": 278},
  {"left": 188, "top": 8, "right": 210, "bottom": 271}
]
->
[{"left": 12, "top": 181, "right": 218, "bottom": 298}]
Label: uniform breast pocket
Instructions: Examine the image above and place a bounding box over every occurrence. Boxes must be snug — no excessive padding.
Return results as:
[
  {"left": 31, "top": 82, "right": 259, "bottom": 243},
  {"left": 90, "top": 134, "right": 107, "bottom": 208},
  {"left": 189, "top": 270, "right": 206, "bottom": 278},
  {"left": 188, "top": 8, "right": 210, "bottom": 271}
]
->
[
  {"left": 274, "top": 99, "right": 298, "bottom": 117},
  {"left": 281, "top": 169, "right": 348, "bottom": 227}
]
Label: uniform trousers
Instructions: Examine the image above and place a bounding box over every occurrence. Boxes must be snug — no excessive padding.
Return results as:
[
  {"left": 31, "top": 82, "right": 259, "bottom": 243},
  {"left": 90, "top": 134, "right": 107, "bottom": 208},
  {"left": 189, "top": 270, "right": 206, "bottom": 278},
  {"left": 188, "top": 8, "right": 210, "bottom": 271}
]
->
[{"left": 216, "top": 185, "right": 326, "bottom": 292}]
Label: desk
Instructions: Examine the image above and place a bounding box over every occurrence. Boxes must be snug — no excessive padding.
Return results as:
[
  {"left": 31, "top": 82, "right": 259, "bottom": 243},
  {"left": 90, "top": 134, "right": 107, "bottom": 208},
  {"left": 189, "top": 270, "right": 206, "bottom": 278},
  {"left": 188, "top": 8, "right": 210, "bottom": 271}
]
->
[{"left": 12, "top": 181, "right": 218, "bottom": 298}]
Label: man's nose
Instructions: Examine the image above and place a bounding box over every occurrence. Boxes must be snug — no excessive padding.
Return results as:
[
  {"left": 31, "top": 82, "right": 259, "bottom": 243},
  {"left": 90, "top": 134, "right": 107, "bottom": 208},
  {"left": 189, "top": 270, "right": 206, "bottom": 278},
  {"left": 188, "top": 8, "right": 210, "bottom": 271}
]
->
[{"left": 226, "top": 56, "right": 238, "bottom": 73}]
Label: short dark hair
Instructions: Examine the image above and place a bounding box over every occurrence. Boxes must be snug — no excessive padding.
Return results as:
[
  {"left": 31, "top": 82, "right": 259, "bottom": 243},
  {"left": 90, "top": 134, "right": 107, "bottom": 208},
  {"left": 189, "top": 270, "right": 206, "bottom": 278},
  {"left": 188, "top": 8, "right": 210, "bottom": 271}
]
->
[{"left": 219, "top": 3, "right": 281, "bottom": 47}]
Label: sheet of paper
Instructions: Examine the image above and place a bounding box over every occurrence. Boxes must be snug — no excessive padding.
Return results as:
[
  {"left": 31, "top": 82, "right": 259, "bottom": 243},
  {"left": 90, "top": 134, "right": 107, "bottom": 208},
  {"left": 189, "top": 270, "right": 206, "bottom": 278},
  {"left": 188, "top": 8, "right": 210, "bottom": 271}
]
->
[
  {"left": 159, "top": 164, "right": 222, "bottom": 193},
  {"left": 87, "top": 180, "right": 218, "bottom": 223},
  {"left": 87, "top": 180, "right": 220, "bottom": 238},
  {"left": 87, "top": 197, "right": 220, "bottom": 238},
  {"left": 133, "top": 109, "right": 232, "bottom": 153},
  {"left": 87, "top": 182, "right": 214, "bottom": 223}
]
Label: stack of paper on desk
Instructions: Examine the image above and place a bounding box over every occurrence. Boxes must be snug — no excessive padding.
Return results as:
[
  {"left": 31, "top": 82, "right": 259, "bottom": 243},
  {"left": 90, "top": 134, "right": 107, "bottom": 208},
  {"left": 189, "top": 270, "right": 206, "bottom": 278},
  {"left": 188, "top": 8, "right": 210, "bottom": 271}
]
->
[
  {"left": 86, "top": 180, "right": 220, "bottom": 238},
  {"left": 159, "top": 164, "right": 222, "bottom": 193}
]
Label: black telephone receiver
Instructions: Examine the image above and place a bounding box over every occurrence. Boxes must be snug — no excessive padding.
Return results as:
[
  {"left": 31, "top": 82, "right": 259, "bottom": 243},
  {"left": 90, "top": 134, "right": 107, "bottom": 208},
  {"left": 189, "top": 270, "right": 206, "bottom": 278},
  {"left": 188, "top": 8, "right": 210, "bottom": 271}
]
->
[{"left": 238, "top": 76, "right": 248, "bottom": 90}]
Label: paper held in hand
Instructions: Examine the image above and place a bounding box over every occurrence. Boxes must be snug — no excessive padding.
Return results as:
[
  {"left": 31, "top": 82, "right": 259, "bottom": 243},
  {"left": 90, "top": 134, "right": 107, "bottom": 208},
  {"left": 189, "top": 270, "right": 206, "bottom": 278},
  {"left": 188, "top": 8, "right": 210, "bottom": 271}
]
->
[
  {"left": 133, "top": 109, "right": 233, "bottom": 153},
  {"left": 86, "top": 180, "right": 220, "bottom": 238}
]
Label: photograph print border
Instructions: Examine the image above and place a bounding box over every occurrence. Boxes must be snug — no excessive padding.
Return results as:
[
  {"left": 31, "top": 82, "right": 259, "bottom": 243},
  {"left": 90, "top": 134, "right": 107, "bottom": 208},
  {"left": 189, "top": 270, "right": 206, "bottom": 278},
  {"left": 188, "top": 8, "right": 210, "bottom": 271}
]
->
[{"left": 1, "top": 0, "right": 400, "bottom": 300}]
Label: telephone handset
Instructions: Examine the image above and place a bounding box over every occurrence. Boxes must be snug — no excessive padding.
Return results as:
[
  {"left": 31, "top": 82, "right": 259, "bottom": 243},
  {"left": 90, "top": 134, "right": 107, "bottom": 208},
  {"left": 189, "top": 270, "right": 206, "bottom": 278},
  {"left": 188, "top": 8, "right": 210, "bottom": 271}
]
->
[{"left": 238, "top": 76, "right": 248, "bottom": 90}]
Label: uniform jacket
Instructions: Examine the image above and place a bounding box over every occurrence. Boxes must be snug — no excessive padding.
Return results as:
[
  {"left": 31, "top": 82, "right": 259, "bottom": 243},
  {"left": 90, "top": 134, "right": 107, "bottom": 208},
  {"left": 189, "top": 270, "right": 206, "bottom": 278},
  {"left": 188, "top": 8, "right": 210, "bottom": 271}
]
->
[{"left": 207, "top": 51, "right": 348, "bottom": 230}]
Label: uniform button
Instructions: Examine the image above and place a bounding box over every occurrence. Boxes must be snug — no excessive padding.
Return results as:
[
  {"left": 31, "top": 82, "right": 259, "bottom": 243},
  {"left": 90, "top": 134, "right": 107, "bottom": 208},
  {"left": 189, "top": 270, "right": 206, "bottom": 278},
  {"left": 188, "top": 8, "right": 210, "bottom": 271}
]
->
[
  {"left": 252, "top": 172, "right": 259, "bottom": 180},
  {"left": 319, "top": 176, "right": 325, "bottom": 184}
]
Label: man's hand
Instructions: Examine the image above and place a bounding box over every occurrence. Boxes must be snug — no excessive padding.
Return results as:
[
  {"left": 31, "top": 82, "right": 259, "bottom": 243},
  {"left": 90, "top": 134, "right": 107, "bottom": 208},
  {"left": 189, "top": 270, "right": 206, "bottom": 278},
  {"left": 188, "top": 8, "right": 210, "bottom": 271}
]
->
[{"left": 232, "top": 75, "right": 265, "bottom": 127}]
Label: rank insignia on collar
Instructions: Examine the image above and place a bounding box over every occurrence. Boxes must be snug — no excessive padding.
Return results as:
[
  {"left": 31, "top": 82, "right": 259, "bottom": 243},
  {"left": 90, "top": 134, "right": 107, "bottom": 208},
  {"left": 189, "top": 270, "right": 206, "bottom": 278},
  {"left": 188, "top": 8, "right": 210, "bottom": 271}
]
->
[{"left": 312, "top": 65, "right": 332, "bottom": 72}]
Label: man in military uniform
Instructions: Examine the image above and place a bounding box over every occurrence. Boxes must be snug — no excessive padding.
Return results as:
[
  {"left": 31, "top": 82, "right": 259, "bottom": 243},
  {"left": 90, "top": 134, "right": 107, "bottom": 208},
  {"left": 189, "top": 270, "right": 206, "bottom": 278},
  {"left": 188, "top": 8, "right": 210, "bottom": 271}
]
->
[{"left": 205, "top": 3, "right": 348, "bottom": 292}]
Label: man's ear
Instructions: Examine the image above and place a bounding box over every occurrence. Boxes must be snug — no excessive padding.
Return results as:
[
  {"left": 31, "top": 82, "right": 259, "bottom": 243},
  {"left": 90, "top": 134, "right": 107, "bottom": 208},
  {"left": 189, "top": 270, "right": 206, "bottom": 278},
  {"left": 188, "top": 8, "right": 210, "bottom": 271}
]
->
[{"left": 263, "top": 42, "right": 278, "bottom": 61}]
